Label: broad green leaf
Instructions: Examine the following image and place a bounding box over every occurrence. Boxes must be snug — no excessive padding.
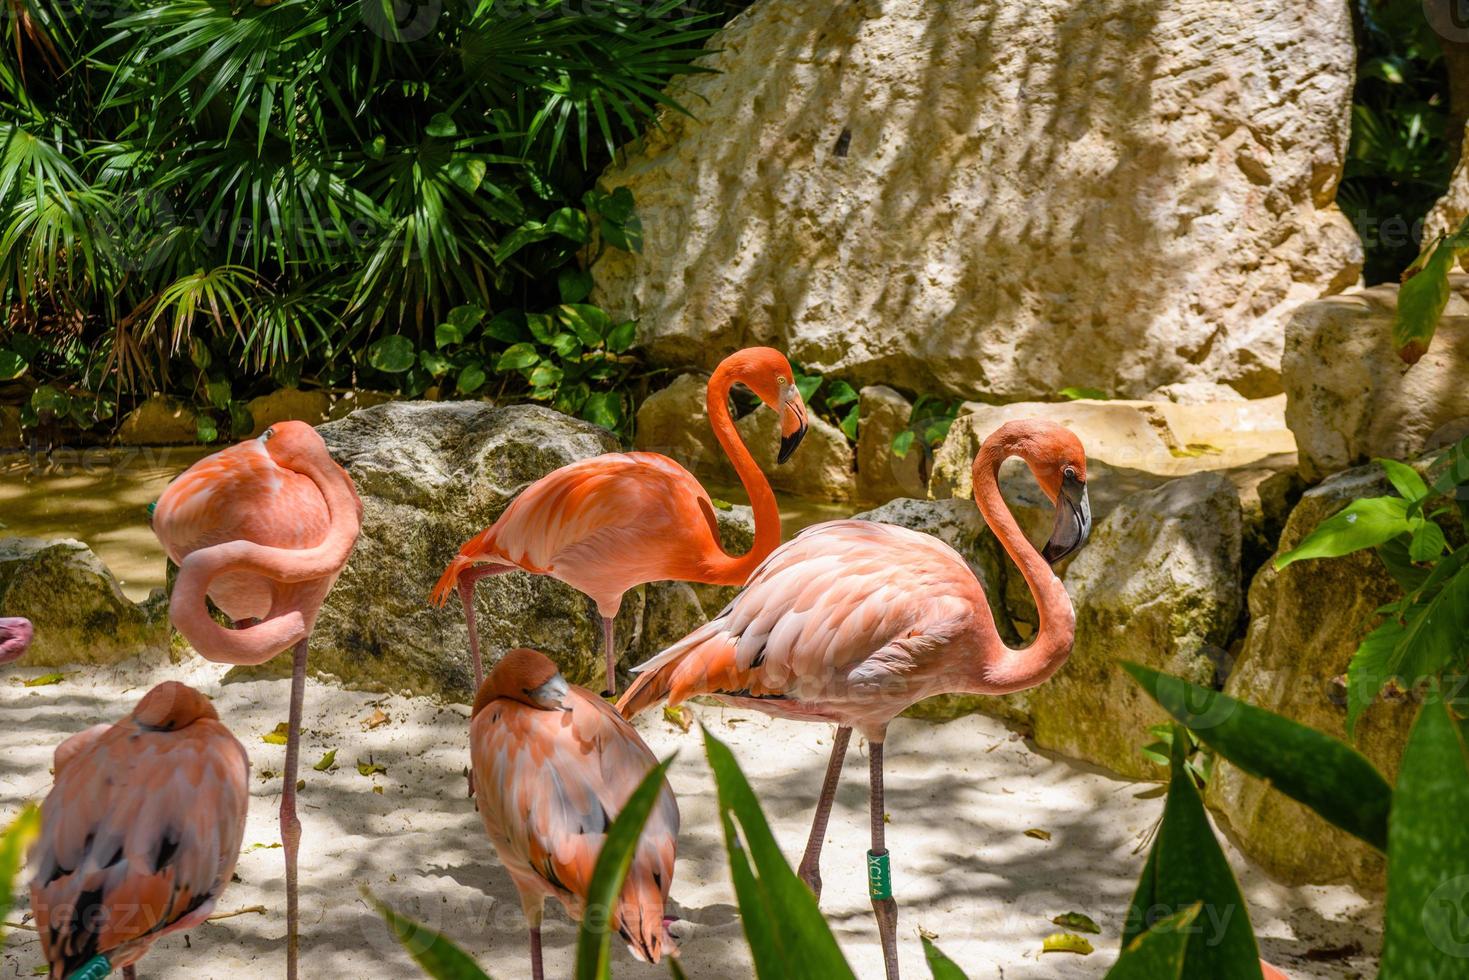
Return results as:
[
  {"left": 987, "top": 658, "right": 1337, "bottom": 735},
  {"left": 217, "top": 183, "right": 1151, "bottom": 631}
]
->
[
  {"left": 482, "top": 312, "right": 527, "bottom": 345},
  {"left": 456, "top": 364, "right": 487, "bottom": 395},
  {"left": 549, "top": 333, "right": 583, "bottom": 359},
  {"left": 205, "top": 378, "right": 231, "bottom": 409},
  {"left": 493, "top": 222, "right": 550, "bottom": 265},
  {"left": 558, "top": 267, "right": 594, "bottom": 304},
  {"left": 557, "top": 304, "right": 611, "bottom": 347},
  {"left": 364, "top": 888, "right": 492, "bottom": 979},
  {"left": 606, "top": 320, "right": 637, "bottom": 354},
  {"left": 794, "top": 373, "right": 822, "bottom": 403},
  {"left": 921, "top": 936, "right": 969, "bottom": 979},
  {"left": 196, "top": 414, "right": 219, "bottom": 443},
  {"left": 1121, "top": 726, "right": 1263, "bottom": 977},
  {"left": 1105, "top": 904, "right": 1200, "bottom": 980},
  {"left": 1, "top": 804, "right": 41, "bottom": 939},
  {"left": 228, "top": 402, "right": 254, "bottom": 438},
  {"left": 0, "top": 349, "right": 29, "bottom": 380},
  {"left": 1379, "top": 700, "right": 1469, "bottom": 977},
  {"left": 545, "top": 207, "right": 590, "bottom": 244},
  {"left": 313, "top": 749, "right": 337, "bottom": 772},
  {"left": 702, "top": 727, "right": 857, "bottom": 980},
  {"left": 891, "top": 430, "right": 916, "bottom": 459},
  {"left": 1345, "top": 618, "right": 1407, "bottom": 738},
  {"left": 30, "top": 385, "right": 70, "bottom": 416},
  {"left": 1377, "top": 458, "right": 1430, "bottom": 502},
  {"left": 1394, "top": 213, "right": 1469, "bottom": 363},
  {"left": 572, "top": 758, "right": 674, "bottom": 980},
  {"left": 526, "top": 313, "right": 556, "bottom": 344},
  {"left": 496, "top": 343, "right": 540, "bottom": 372},
  {"left": 1409, "top": 521, "right": 1448, "bottom": 561},
  {"left": 420, "top": 350, "right": 452, "bottom": 377},
  {"left": 425, "top": 113, "right": 457, "bottom": 138},
  {"left": 1274, "top": 497, "right": 1412, "bottom": 569},
  {"left": 446, "top": 305, "right": 485, "bottom": 332},
  {"left": 603, "top": 213, "right": 643, "bottom": 253},
  {"left": 593, "top": 186, "right": 635, "bottom": 223},
  {"left": 1378, "top": 536, "right": 1431, "bottom": 592},
  {"left": 368, "top": 335, "right": 416, "bottom": 373},
  {"left": 1125, "top": 663, "right": 1390, "bottom": 851},
  {"left": 825, "top": 379, "right": 858, "bottom": 409},
  {"left": 838, "top": 404, "right": 860, "bottom": 442},
  {"left": 528, "top": 363, "right": 563, "bottom": 389},
  {"left": 580, "top": 392, "right": 624, "bottom": 432}
]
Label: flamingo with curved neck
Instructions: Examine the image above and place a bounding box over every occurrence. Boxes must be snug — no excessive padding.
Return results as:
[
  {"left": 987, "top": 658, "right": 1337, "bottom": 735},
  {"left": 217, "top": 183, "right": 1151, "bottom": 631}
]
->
[
  {"left": 430, "top": 346, "right": 808, "bottom": 697},
  {"left": 616, "top": 418, "right": 1091, "bottom": 980},
  {"left": 0, "top": 617, "right": 33, "bottom": 664},
  {"left": 151, "top": 420, "right": 362, "bottom": 980}
]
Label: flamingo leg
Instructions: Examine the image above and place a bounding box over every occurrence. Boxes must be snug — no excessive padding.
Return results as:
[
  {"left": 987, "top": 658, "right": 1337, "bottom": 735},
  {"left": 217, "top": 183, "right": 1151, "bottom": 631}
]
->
[
  {"left": 797, "top": 726, "right": 851, "bottom": 900},
  {"left": 457, "top": 564, "right": 516, "bottom": 692},
  {"left": 600, "top": 616, "right": 617, "bottom": 698},
  {"left": 281, "top": 637, "right": 309, "bottom": 980},
  {"left": 529, "top": 925, "right": 544, "bottom": 980},
  {"left": 123, "top": 968, "right": 137, "bottom": 980},
  {"left": 869, "top": 741, "right": 899, "bottom": 980}
]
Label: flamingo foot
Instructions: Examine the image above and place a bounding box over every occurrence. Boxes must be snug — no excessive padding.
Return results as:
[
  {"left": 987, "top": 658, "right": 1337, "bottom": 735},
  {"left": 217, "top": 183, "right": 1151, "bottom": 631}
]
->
[
  {"left": 798, "top": 726, "right": 851, "bottom": 902},
  {"left": 281, "top": 637, "right": 310, "bottom": 980},
  {"left": 123, "top": 967, "right": 137, "bottom": 980}
]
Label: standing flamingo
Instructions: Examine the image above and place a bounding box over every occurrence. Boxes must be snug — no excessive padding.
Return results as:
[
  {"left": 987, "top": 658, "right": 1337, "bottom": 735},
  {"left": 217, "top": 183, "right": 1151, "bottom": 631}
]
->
[
  {"left": 617, "top": 419, "right": 1091, "bottom": 980},
  {"left": 150, "top": 420, "right": 361, "bottom": 980},
  {"left": 0, "top": 616, "right": 32, "bottom": 663},
  {"left": 470, "top": 648, "right": 679, "bottom": 979},
  {"left": 431, "top": 346, "right": 808, "bottom": 697},
  {"left": 27, "top": 681, "right": 250, "bottom": 980}
]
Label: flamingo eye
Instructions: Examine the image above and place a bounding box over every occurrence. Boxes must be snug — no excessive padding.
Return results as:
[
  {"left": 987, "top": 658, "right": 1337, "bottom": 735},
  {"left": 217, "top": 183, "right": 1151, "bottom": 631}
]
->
[
  {"left": 261, "top": 427, "right": 275, "bottom": 441},
  {"left": 1063, "top": 465, "right": 1076, "bottom": 480},
  {"left": 776, "top": 375, "right": 787, "bottom": 387}
]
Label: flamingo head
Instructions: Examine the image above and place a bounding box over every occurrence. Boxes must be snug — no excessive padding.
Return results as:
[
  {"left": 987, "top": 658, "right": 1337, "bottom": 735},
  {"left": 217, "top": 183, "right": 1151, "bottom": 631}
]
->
[
  {"left": 0, "top": 617, "right": 33, "bottom": 664},
  {"left": 722, "top": 347, "right": 808, "bottom": 463},
  {"left": 258, "top": 419, "right": 326, "bottom": 462},
  {"left": 474, "top": 648, "right": 572, "bottom": 716},
  {"left": 133, "top": 681, "right": 220, "bottom": 731},
  {"left": 988, "top": 419, "right": 1091, "bottom": 566}
]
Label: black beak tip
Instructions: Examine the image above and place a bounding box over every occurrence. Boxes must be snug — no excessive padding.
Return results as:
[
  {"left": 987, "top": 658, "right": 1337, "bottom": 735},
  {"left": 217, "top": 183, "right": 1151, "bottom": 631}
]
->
[
  {"left": 1041, "top": 540, "right": 1074, "bottom": 566},
  {"left": 777, "top": 425, "right": 808, "bottom": 465}
]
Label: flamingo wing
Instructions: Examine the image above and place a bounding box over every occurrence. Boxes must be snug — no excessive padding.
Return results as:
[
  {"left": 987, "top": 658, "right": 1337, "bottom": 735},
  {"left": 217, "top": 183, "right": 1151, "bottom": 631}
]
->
[
  {"left": 471, "top": 687, "right": 678, "bottom": 945},
  {"left": 29, "top": 717, "right": 250, "bottom": 976},
  {"left": 618, "top": 520, "right": 985, "bottom": 717}
]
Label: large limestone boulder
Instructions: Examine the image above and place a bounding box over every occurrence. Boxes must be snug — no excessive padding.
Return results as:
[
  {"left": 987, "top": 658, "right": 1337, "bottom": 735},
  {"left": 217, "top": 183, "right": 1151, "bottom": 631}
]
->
[
  {"left": 299, "top": 402, "right": 633, "bottom": 699},
  {"left": 1026, "top": 473, "right": 1243, "bottom": 778},
  {"left": 1282, "top": 275, "right": 1469, "bottom": 481},
  {"left": 0, "top": 537, "right": 168, "bottom": 666},
  {"left": 593, "top": 0, "right": 1360, "bottom": 400},
  {"left": 1207, "top": 461, "right": 1427, "bottom": 889},
  {"left": 634, "top": 372, "right": 855, "bottom": 500},
  {"left": 245, "top": 388, "right": 332, "bottom": 437}
]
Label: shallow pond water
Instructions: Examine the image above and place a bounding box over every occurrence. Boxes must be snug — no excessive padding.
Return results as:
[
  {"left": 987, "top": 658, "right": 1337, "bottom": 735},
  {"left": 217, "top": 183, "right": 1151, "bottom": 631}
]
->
[{"left": 0, "top": 450, "right": 859, "bottom": 602}]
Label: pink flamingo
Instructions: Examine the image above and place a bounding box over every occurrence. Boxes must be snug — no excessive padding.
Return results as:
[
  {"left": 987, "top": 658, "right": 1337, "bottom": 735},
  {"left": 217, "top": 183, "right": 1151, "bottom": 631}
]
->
[
  {"left": 431, "top": 347, "right": 808, "bottom": 696},
  {"left": 28, "top": 681, "right": 249, "bottom": 980},
  {"left": 0, "top": 616, "right": 33, "bottom": 663},
  {"left": 150, "top": 421, "right": 361, "bottom": 980},
  {"left": 617, "top": 419, "right": 1091, "bottom": 980},
  {"left": 471, "top": 648, "right": 679, "bottom": 980}
]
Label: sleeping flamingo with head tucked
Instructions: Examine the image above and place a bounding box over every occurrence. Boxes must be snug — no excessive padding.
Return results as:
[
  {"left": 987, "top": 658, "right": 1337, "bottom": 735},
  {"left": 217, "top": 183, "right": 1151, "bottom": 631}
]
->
[
  {"left": 617, "top": 418, "right": 1092, "bottom": 980},
  {"left": 0, "top": 617, "right": 33, "bottom": 664},
  {"left": 28, "top": 681, "right": 249, "bottom": 980},
  {"left": 150, "top": 420, "right": 361, "bottom": 980},
  {"left": 431, "top": 346, "right": 808, "bottom": 696}
]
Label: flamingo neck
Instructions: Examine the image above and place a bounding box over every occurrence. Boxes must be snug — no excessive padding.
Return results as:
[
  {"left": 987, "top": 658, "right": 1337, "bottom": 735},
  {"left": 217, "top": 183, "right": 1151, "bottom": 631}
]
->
[
  {"left": 701, "top": 366, "right": 781, "bottom": 584},
  {"left": 966, "top": 442, "right": 1077, "bottom": 693}
]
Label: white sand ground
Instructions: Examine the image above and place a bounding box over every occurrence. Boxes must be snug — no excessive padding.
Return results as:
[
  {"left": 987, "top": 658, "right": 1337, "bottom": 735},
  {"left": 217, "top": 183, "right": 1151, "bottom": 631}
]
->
[{"left": 2, "top": 654, "right": 1380, "bottom": 979}]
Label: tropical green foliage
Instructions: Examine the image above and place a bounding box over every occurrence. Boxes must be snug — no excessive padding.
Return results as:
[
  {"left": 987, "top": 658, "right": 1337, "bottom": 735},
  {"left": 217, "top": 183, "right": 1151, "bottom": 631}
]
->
[
  {"left": 1342, "top": 0, "right": 1457, "bottom": 285},
  {"left": 1393, "top": 213, "right": 1469, "bottom": 363},
  {"left": 0, "top": 0, "right": 732, "bottom": 438},
  {"left": 1, "top": 804, "right": 41, "bottom": 941},
  {"left": 1276, "top": 438, "right": 1469, "bottom": 737}
]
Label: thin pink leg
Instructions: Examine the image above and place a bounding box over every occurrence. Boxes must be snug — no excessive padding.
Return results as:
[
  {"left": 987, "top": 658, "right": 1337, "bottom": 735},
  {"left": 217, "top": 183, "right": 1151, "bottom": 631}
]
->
[
  {"left": 529, "top": 926, "right": 544, "bottom": 980},
  {"left": 797, "top": 726, "right": 851, "bottom": 900},
  {"left": 281, "top": 638, "right": 309, "bottom": 980},
  {"left": 601, "top": 616, "right": 617, "bottom": 697},
  {"left": 123, "top": 968, "right": 137, "bottom": 980}
]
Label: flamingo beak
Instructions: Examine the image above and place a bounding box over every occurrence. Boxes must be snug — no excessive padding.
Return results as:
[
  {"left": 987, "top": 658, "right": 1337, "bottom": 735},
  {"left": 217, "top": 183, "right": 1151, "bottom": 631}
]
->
[
  {"left": 528, "top": 673, "right": 572, "bottom": 711},
  {"left": 1041, "top": 474, "right": 1091, "bottom": 566},
  {"left": 777, "top": 389, "right": 808, "bottom": 465}
]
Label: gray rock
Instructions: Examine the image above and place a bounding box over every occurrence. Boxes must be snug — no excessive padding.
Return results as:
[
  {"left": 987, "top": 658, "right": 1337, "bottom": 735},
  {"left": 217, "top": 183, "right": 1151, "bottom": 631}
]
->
[
  {"left": 1283, "top": 275, "right": 1469, "bottom": 481},
  {"left": 593, "top": 0, "right": 1359, "bottom": 399},
  {"left": 1206, "top": 460, "right": 1435, "bottom": 889},
  {"left": 292, "top": 402, "right": 632, "bottom": 699},
  {"left": 0, "top": 537, "right": 168, "bottom": 666}
]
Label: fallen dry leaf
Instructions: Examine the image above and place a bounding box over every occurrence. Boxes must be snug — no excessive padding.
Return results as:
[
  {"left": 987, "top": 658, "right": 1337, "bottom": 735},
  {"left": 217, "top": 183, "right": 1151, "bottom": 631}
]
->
[
  {"left": 363, "top": 708, "right": 390, "bottom": 730},
  {"left": 1024, "top": 828, "right": 1052, "bottom": 842},
  {"left": 1051, "top": 911, "right": 1100, "bottom": 935},
  {"left": 1041, "top": 933, "right": 1093, "bottom": 955},
  {"left": 261, "top": 723, "right": 290, "bottom": 746},
  {"left": 663, "top": 705, "right": 692, "bottom": 733}
]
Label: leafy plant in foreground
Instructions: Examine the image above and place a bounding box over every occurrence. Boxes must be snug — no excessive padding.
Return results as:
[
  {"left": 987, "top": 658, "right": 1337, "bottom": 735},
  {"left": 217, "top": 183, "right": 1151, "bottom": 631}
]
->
[
  {"left": 1, "top": 804, "right": 41, "bottom": 940},
  {"left": 1393, "top": 213, "right": 1469, "bottom": 363}
]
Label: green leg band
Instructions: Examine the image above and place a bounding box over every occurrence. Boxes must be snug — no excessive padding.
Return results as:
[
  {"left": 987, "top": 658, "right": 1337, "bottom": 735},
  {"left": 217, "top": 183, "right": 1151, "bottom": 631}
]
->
[
  {"left": 867, "top": 848, "right": 893, "bottom": 901},
  {"left": 66, "top": 954, "right": 112, "bottom": 980}
]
